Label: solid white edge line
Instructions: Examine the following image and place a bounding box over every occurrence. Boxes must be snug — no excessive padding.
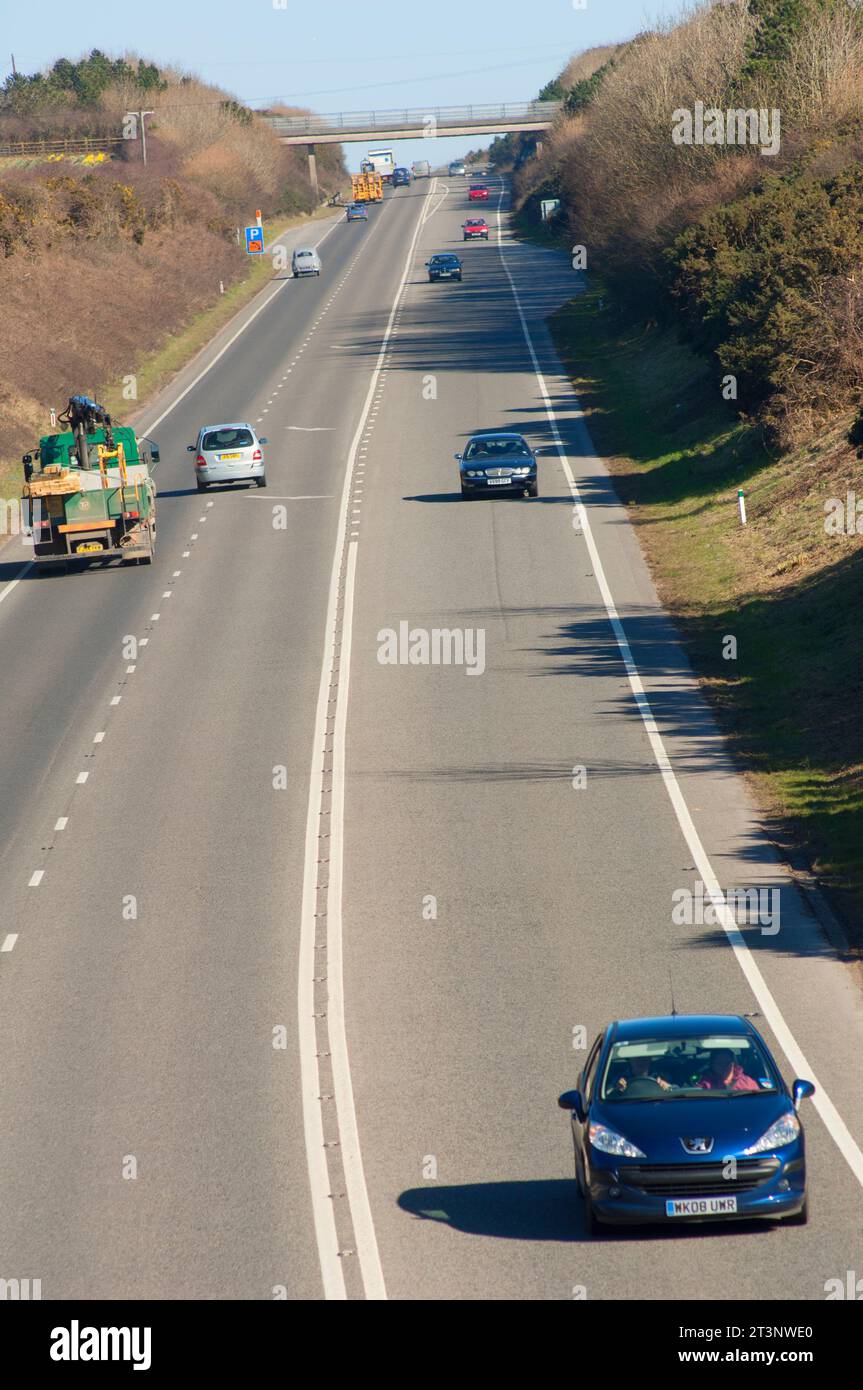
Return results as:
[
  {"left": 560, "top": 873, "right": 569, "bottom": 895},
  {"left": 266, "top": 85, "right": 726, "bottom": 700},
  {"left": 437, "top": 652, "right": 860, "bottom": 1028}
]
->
[
  {"left": 299, "top": 181, "right": 431, "bottom": 1301},
  {"left": 299, "top": 584, "right": 349, "bottom": 1301},
  {"left": 294, "top": 194, "right": 401, "bottom": 1304},
  {"left": 326, "top": 541, "right": 387, "bottom": 1299},
  {"left": 0, "top": 561, "right": 34, "bottom": 608},
  {"left": 494, "top": 192, "right": 863, "bottom": 1189}
]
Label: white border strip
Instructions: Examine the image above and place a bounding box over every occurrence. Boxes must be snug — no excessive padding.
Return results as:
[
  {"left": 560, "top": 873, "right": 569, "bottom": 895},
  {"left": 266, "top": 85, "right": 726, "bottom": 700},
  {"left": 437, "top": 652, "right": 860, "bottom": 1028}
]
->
[{"left": 494, "top": 191, "right": 863, "bottom": 1189}]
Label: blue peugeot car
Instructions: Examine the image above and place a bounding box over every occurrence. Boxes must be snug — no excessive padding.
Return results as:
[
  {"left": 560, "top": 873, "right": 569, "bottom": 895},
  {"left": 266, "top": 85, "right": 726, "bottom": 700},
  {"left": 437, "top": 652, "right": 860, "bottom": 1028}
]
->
[{"left": 558, "top": 1015, "right": 814, "bottom": 1233}]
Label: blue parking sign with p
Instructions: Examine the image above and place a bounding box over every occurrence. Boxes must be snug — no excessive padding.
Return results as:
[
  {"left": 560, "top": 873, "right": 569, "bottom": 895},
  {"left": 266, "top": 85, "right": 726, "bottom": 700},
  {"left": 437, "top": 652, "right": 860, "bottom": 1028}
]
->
[{"left": 245, "top": 225, "right": 265, "bottom": 255}]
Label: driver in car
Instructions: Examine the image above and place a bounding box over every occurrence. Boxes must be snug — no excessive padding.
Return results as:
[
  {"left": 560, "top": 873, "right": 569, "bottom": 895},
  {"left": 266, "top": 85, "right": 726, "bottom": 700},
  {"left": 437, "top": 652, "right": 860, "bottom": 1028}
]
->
[{"left": 615, "top": 1054, "right": 672, "bottom": 1093}]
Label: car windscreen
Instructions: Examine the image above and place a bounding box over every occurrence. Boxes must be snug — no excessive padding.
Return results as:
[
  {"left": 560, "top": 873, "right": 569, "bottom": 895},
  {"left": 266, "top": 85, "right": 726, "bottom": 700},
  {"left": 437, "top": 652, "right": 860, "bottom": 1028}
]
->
[
  {"left": 464, "top": 438, "right": 531, "bottom": 460},
  {"left": 432, "top": 256, "right": 458, "bottom": 266},
  {"left": 599, "top": 1035, "right": 779, "bottom": 1101},
  {"left": 296, "top": 250, "right": 314, "bottom": 258},
  {"left": 202, "top": 428, "right": 254, "bottom": 451}
]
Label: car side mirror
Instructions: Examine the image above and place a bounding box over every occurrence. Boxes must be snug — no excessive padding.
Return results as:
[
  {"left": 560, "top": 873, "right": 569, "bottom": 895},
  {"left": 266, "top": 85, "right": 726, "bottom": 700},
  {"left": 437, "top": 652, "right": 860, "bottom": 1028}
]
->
[
  {"left": 149, "top": 446, "right": 160, "bottom": 465},
  {"left": 558, "top": 1089, "right": 586, "bottom": 1122},
  {"left": 454, "top": 453, "right": 462, "bottom": 461},
  {"left": 187, "top": 445, "right": 196, "bottom": 452},
  {"left": 792, "top": 1079, "right": 815, "bottom": 1110},
  {"left": 259, "top": 437, "right": 268, "bottom": 445}
]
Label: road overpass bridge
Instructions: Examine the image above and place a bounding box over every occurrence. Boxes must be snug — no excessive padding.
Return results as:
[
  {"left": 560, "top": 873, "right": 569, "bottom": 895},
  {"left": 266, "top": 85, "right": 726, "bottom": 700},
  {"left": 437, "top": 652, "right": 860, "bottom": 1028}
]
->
[{"left": 262, "top": 101, "right": 561, "bottom": 193}]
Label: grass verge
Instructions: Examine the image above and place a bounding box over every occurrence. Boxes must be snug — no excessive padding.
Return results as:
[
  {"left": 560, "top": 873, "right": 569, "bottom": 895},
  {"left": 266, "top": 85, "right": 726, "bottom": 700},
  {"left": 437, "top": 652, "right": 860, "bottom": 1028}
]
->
[{"left": 550, "top": 285, "right": 863, "bottom": 942}]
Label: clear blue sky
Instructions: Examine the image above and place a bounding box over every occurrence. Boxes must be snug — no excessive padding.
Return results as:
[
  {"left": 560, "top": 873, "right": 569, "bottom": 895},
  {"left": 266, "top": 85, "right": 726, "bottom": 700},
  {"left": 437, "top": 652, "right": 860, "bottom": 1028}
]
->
[{"left": 5, "top": 0, "right": 687, "bottom": 169}]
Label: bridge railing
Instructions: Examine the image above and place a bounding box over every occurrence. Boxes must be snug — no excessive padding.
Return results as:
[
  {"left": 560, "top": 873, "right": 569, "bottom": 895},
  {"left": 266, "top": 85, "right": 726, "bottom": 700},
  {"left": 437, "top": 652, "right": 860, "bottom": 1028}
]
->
[{"left": 264, "top": 101, "right": 562, "bottom": 136}]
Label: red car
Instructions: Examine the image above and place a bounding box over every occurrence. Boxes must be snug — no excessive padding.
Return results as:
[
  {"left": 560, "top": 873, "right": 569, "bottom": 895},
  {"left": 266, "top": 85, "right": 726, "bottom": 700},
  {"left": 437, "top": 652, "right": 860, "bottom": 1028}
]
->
[
  {"left": 463, "top": 218, "right": 489, "bottom": 240},
  {"left": 468, "top": 184, "right": 489, "bottom": 201}
]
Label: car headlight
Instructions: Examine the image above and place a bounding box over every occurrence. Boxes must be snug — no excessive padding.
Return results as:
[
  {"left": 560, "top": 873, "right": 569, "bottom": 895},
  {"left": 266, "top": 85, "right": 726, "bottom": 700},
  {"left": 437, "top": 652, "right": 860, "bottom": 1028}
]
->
[
  {"left": 588, "top": 1123, "right": 646, "bottom": 1159},
  {"left": 743, "top": 1111, "right": 801, "bottom": 1154}
]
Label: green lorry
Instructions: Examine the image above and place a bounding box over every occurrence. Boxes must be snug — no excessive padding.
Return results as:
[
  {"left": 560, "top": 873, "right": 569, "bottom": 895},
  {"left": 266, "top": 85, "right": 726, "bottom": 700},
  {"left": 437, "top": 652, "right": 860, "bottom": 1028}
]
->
[{"left": 22, "top": 396, "right": 159, "bottom": 570}]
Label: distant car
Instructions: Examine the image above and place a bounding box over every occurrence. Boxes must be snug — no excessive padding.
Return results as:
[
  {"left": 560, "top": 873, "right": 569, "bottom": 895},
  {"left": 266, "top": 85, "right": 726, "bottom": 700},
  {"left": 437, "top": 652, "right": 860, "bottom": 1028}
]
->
[
  {"left": 188, "top": 423, "right": 267, "bottom": 492},
  {"left": 558, "top": 1014, "right": 814, "bottom": 1234},
  {"left": 426, "top": 253, "right": 462, "bottom": 283},
  {"left": 456, "top": 431, "right": 538, "bottom": 498},
  {"left": 392, "top": 166, "right": 411, "bottom": 187},
  {"left": 346, "top": 202, "right": 368, "bottom": 221},
  {"left": 463, "top": 217, "right": 489, "bottom": 240},
  {"left": 449, "top": 160, "right": 466, "bottom": 176},
  {"left": 292, "top": 246, "right": 321, "bottom": 277},
  {"left": 468, "top": 183, "right": 489, "bottom": 201}
]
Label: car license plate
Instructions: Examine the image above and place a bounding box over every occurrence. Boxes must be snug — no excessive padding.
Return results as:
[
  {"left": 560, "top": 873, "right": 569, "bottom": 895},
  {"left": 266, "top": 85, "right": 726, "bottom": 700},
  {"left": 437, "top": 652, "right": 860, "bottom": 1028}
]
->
[
  {"left": 219, "top": 452, "right": 242, "bottom": 460},
  {"left": 666, "top": 1196, "right": 738, "bottom": 1217},
  {"left": 486, "top": 477, "right": 510, "bottom": 485}
]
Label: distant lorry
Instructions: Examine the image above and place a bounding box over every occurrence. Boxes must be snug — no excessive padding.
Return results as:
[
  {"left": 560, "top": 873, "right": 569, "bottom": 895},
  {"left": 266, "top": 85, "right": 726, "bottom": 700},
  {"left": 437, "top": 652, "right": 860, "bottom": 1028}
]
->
[
  {"left": 363, "top": 148, "right": 396, "bottom": 182},
  {"left": 351, "top": 171, "right": 383, "bottom": 203},
  {"left": 21, "top": 395, "right": 158, "bottom": 570},
  {"left": 411, "top": 160, "right": 431, "bottom": 178}
]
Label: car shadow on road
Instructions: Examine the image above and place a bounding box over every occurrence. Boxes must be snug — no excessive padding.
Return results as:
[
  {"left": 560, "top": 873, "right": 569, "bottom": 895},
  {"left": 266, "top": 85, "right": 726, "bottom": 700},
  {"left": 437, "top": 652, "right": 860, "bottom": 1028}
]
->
[
  {"left": 399, "top": 1179, "right": 581, "bottom": 1241},
  {"left": 398, "top": 1180, "right": 783, "bottom": 1244},
  {"left": 403, "top": 493, "right": 575, "bottom": 504}
]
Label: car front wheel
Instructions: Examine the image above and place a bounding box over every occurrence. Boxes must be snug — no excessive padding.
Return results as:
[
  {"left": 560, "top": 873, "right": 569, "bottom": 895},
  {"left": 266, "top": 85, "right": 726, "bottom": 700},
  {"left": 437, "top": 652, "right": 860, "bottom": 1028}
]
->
[
  {"left": 584, "top": 1189, "right": 606, "bottom": 1237},
  {"left": 783, "top": 1196, "right": 809, "bottom": 1226}
]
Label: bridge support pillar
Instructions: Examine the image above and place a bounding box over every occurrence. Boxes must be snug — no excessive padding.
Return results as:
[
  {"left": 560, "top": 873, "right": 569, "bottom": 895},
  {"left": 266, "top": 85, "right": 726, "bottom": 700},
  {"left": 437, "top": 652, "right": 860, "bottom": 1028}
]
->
[
  {"left": 535, "top": 138, "right": 543, "bottom": 158},
  {"left": 307, "top": 144, "right": 319, "bottom": 198}
]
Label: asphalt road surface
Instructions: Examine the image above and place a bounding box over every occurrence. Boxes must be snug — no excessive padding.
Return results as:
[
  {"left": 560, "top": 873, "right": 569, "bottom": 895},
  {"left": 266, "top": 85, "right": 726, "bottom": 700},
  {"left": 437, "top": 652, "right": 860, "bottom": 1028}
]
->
[{"left": 1, "top": 177, "right": 861, "bottom": 1301}]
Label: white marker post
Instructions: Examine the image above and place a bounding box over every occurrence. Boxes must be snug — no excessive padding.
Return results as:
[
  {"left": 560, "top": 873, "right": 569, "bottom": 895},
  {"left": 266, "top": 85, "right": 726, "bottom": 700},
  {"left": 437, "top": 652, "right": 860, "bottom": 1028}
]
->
[{"left": 738, "top": 489, "right": 747, "bottom": 525}]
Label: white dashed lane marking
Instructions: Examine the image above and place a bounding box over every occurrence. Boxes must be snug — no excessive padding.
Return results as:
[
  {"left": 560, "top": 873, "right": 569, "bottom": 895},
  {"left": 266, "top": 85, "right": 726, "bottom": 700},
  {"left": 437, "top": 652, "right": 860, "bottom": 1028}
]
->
[{"left": 29, "top": 870, "right": 44, "bottom": 887}]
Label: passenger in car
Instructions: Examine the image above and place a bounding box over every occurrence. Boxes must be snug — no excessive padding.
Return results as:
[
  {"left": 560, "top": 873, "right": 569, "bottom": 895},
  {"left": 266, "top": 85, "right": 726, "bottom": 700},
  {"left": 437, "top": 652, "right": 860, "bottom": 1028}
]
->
[{"left": 698, "top": 1048, "right": 760, "bottom": 1092}]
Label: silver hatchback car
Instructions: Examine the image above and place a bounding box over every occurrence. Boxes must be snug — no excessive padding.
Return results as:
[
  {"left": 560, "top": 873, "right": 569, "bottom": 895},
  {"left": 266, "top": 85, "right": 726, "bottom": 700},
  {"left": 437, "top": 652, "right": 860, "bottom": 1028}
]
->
[
  {"left": 188, "top": 423, "right": 267, "bottom": 491},
  {"left": 292, "top": 246, "right": 321, "bottom": 277}
]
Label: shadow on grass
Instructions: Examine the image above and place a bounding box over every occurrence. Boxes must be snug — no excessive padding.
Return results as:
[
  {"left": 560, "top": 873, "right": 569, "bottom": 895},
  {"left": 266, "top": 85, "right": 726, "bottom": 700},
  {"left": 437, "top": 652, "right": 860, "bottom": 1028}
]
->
[{"left": 549, "top": 297, "right": 777, "bottom": 509}]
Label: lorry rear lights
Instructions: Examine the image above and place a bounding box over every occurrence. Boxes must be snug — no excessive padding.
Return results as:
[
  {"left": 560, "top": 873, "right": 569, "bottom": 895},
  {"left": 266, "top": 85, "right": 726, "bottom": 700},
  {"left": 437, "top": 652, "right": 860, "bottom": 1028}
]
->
[{"left": 122, "top": 510, "right": 140, "bottom": 519}]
